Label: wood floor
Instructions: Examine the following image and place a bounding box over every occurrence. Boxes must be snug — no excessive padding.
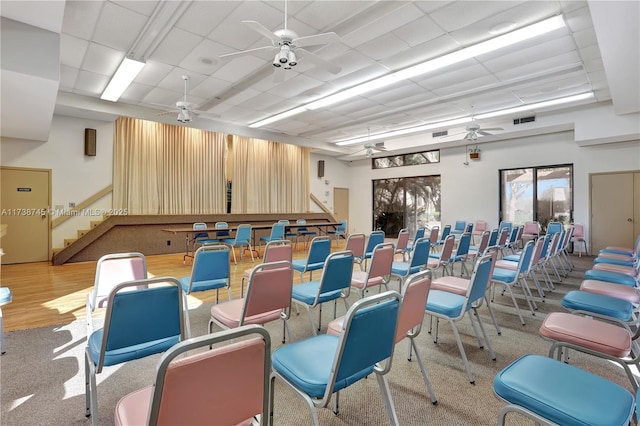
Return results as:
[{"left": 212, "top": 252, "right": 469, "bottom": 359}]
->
[{"left": 0, "top": 241, "right": 340, "bottom": 331}]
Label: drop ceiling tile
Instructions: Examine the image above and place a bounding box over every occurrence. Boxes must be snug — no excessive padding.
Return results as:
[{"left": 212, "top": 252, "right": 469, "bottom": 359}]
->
[
  {"left": 81, "top": 43, "right": 123, "bottom": 76},
  {"left": 112, "top": 0, "right": 158, "bottom": 16},
  {"left": 482, "top": 35, "right": 578, "bottom": 73},
  {"left": 118, "top": 81, "right": 153, "bottom": 104},
  {"left": 393, "top": 15, "right": 445, "bottom": 48},
  {"left": 75, "top": 69, "right": 110, "bottom": 95},
  {"left": 61, "top": 0, "right": 102, "bottom": 39},
  {"left": 214, "top": 56, "right": 272, "bottom": 83},
  {"left": 60, "top": 33, "right": 88, "bottom": 68},
  {"left": 429, "top": 1, "right": 527, "bottom": 33},
  {"left": 175, "top": 1, "right": 238, "bottom": 37},
  {"left": 135, "top": 60, "right": 174, "bottom": 87},
  {"left": 178, "top": 39, "right": 236, "bottom": 75},
  {"left": 294, "top": 1, "right": 374, "bottom": 32},
  {"left": 92, "top": 1, "right": 147, "bottom": 51},
  {"left": 358, "top": 33, "right": 410, "bottom": 61},
  {"left": 149, "top": 27, "right": 204, "bottom": 66},
  {"left": 59, "top": 65, "right": 79, "bottom": 91},
  {"left": 207, "top": 2, "right": 284, "bottom": 51},
  {"left": 494, "top": 51, "right": 582, "bottom": 82}
]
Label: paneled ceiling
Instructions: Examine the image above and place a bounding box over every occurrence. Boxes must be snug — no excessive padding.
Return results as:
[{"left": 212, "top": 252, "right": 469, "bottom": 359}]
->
[{"left": 1, "top": 1, "right": 638, "bottom": 159}]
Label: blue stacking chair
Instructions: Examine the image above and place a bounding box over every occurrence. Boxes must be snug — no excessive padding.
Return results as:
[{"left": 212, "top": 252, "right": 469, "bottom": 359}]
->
[
  {"left": 391, "top": 237, "right": 430, "bottom": 290},
  {"left": 84, "top": 278, "right": 185, "bottom": 426},
  {"left": 259, "top": 222, "right": 286, "bottom": 256},
  {"left": 494, "top": 354, "right": 635, "bottom": 426},
  {"left": 271, "top": 291, "right": 402, "bottom": 425},
  {"left": 364, "top": 230, "right": 385, "bottom": 269},
  {"left": 291, "top": 251, "right": 355, "bottom": 335},
  {"left": 433, "top": 224, "right": 452, "bottom": 252},
  {"left": 178, "top": 245, "right": 231, "bottom": 337},
  {"left": 425, "top": 253, "right": 497, "bottom": 384},
  {"left": 546, "top": 221, "right": 563, "bottom": 235},
  {"left": 296, "top": 219, "right": 317, "bottom": 249},
  {"left": 450, "top": 220, "right": 466, "bottom": 237},
  {"left": 292, "top": 236, "right": 332, "bottom": 282},
  {"left": 498, "top": 221, "right": 513, "bottom": 234},
  {"left": 451, "top": 233, "right": 473, "bottom": 277},
  {"left": 327, "top": 220, "right": 347, "bottom": 247},
  {"left": 222, "top": 224, "right": 254, "bottom": 264},
  {"left": 405, "top": 227, "right": 426, "bottom": 256}
]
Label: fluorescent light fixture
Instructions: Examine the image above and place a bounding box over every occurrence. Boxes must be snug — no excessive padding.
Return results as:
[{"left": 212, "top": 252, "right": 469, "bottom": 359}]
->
[
  {"left": 335, "top": 92, "right": 594, "bottom": 146},
  {"left": 100, "top": 57, "right": 145, "bottom": 102},
  {"left": 250, "top": 15, "right": 566, "bottom": 128},
  {"left": 475, "top": 92, "right": 594, "bottom": 119},
  {"left": 249, "top": 106, "right": 309, "bottom": 128}
]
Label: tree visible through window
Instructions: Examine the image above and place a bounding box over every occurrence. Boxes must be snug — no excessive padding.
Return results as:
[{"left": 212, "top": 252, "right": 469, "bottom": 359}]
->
[{"left": 372, "top": 176, "right": 441, "bottom": 237}]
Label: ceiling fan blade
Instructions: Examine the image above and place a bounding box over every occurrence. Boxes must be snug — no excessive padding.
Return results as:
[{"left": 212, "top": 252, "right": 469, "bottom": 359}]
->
[
  {"left": 241, "top": 20, "right": 281, "bottom": 44},
  {"left": 294, "top": 32, "right": 340, "bottom": 47},
  {"left": 477, "top": 130, "right": 494, "bottom": 136},
  {"left": 297, "top": 48, "right": 341, "bottom": 74},
  {"left": 219, "top": 45, "right": 276, "bottom": 60}
]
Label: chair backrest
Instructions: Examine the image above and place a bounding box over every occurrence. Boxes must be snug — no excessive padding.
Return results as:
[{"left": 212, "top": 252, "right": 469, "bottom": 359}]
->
[
  {"left": 456, "top": 233, "right": 472, "bottom": 257},
  {"left": 409, "top": 238, "right": 431, "bottom": 270},
  {"left": 396, "top": 270, "right": 431, "bottom": 343},
  {"left": 454, "top": 221, "right": 466, "bottom": 232},
  {"left": 263, "top": 240, "right": 293, "bottom": 263},
  {"left": 515, "top": 240, "right": 536, "bottom": 275},
  {"left": 523, "top": 221, "right": 540, "bottom": 236},
  {"left": 439, "top": 234, "right": 456, "bottom": 263},
  {"left": 475, "top": 230, "right": 491, "bottom": 254},
  {"left": 337, "top": 220, "right": 347, "bottom": 232},
  {"left": 188, "top": 245, "right": 230, "bottom": 290},
  {"left": 306, "top": 236, "right": 332, "bottom": 265},
  {"left": 547, "top": 221, "right": 563, "bottom": 235},
  {"left": 98, "top": 278, "right": 185, "bottom": 371},
  {"left": 148, "top": 325, "right": 270, "bottom": 426},
  {"left": 508, "top": 226, "right": 521, "bottom": 245},
  {"left": 329, "top": 291, "right": 401, "bottom": 399},
  {"left": 271, "top": 222, "right": 286, "bottom": 240},
  {"left": 92, "top": 252, "right": 148, "bottom": 305},
  {"left": 530, "top": 234, "right": 547, "bottom": 265},
  {"left": 316, "top": 251, "right": 355, "bottom": 297},
  {"left": 296, "top": 219, "right": 308, "bottom": 231},
  {"left": 365, "top": 231, "right": 385, "bottom": 254},
  {"left": 243, "top": 261, "right": 293, "bottom": 320},
  {"left": 499, "top": 221, "right": 513, "bottom": 233},
  {"left": 465, "top": 222, "right": 474, "bottom": 233},
  {"left": 414, "top": 228, "right": 426, "bottom": 241},
  {"left": 497, "top": 227, "right": 510, "bottom": 246},
  {"left": 474, "top": 221, "right": 487, "bottom": 233},
  {"left": 234, "top": 224, "right": 251, "bottom": 243},
  {"left": 395, "top": 228, "right": 410, "bottom": 252},
  {"left": 368, "top": 243, "right": 395, "bottom": 280},
  {"left": 488, "top": 228, "right": 499, "bottom": 247},
  {"left": 466, "top": 253, "right": 496, "bottom": 307},
  {"left": 193, "top": 222, "right": 208, "bottom": 239},
  {"left": 440, "top": 225, "right": 451, "bottom": 241},
  {"left": 345, "top": 233, "right": 366, "bottom": 259},
  {"left": 428, "top": 226, "right": 440, "bottom": 244},
  {"left": 539, "top": 233, "right": 553, "bottom": 260},
  {"left": 570, "top": 223, "right": 584, "bottom": 239},
  {"left": 214, "top": 221, "right": 230, "bottom": 238}
]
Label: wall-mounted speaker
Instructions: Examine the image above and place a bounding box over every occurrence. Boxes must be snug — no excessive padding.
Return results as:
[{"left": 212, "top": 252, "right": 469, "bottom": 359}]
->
[
  {"left": 84, "top": 128, "right": 97, "bottom": 156},
  {"left": 317, "top": 160, "right": 325, "bottom": 178}
]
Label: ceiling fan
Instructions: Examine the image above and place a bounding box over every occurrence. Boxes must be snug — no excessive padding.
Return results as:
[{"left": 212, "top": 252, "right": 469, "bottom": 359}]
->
[
  {"left": 219, "top": 0, "right": 342, "bottom": 75},
  {"left": 158, "top": 76, "right": 198, "bottom": 123},
  {"left": 352, "top": 128, "right": 387, "bottom": 158},
  {"left": 462, "top": 122, "right": 503, "bottom": 140}
]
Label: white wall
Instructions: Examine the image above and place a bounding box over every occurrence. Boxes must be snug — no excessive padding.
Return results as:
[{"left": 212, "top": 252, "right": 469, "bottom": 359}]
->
[
  {"left": 309, "top": 153, "right": 351, "bottom": 214},
  {"left": 344, "top": 130, "right": 640, "bottom": 237},
  {"left": 1, "top": 114, "right": 114, "bottom": 247}
]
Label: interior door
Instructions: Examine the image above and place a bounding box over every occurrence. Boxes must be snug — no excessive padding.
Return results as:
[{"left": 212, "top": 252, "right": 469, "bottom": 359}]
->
[
  {"left": 590, "top": 172, "right": 634, "bottom": 253},
  {"left": 333, "top": 187, "right": 349, "bottom": 225},
  {"left": 1, "top": 167, "right": 51, "bottom": 264}
]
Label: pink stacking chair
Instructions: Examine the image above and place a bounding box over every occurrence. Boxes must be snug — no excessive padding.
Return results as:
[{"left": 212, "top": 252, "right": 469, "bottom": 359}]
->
[
  {"left": 427, "top": 234, "right": 456, "bottom": 277},
  {"left": 522, "top": 221, "right": 540, "bottom": 245},
  {"left": 394, "top": 228, "right": 410, "bottom": 261},
  {"left": 210, "top": 261, "right": 294, "bottom": 343},
  {"left": 345, "top": 233, "right": 366, "bottom": 270},
  {"left": 350, "top": 242, "right": 394, "bottom": 298},
  {"left": 114, "top": 325, "right": 271, "bottom": 426},
  {"left": 569, "top": 223, "right": 588, "bottom": 257},
  {"left": 86, "top": 252, "right": 147, "bottom": 335},
  {"left": 327, "top": 269, "right": 438, "bottom": 405},
  {"left": 240, "top": 240, "right": 292, "bottom": 297},
  {"left": 471, "top": 220, "right": 487, "bottom": 244}
]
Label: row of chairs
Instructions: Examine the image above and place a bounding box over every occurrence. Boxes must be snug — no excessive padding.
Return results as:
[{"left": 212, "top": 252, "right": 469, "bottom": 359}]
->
[{"left": 493, "top": 233, "right": 640, "bottom": 425}]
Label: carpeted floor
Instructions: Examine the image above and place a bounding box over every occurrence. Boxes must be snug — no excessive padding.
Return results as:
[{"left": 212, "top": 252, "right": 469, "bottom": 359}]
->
[{"left": 1, "top": 255, "right": 634, "bottom": 425}]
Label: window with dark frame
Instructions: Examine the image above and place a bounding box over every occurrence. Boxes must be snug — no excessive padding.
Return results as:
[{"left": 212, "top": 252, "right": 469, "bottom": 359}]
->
[{"left": 372, "top": 150, "right": 440, "bottom": 169}]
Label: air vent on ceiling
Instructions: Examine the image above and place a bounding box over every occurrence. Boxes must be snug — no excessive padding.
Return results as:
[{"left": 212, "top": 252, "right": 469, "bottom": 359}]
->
[
  {"left": 513, "top": 116, "right": 536, "bottom": 125},
  {"left": 432, "top": 130, "right": 448, "bottom": 137}
]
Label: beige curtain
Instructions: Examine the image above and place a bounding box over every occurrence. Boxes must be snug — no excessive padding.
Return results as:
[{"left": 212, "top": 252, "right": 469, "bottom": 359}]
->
[
  {"left": 231, "top": 136, "right": 310, "bottom": 213},
  {"left": 113, "top": 117, "right": 227, "bottom": 214}
]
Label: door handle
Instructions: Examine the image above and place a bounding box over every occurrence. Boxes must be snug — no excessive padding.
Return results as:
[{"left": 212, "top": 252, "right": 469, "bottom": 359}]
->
[{"left": 628, "top": 218, "right": 633, "bottom": 222}]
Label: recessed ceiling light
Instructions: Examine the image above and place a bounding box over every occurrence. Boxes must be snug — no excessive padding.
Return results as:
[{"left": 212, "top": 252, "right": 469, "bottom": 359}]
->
[
  {"left": 198, "top": 57, "right": 215, "bottom": 65},
  {"left": 489, "top": 21, "right": 517, "bottom": 35}
]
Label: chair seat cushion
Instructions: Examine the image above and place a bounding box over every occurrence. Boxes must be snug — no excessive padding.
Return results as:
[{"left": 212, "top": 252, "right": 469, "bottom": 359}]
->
[
  {"left": 492, "top": 267, "right": 517, "bottom": 282},
  {"left": 601, "top": 247, "right": 635, "bottom": 256},
  {"left": 540, "top": 312, "right": 632, "bottom": 358},
  {"left": 580, "top": 280, "right": 640, "bottom": 304},
  {"left": 292, "top": 281, "right": 342, "bottom": 305},
  {"left": 494, "top": 354, "right": 634, "bottom": 426},
  {"left": 430, "top": 276, "right": 469, "bottom": 296},
  {"left": 594, "top": 257, "right": 636, "bottom": 267},
  {"left": 210, "top": 299, "right": 281, "bottom": 329},
  {"left": 88, "top": 330, "right": 179, "bottom": 367},
  {"left": 425, "top": 289, "right": 464, "bottom": 318},
  {"left": 502, "top": 254, "right": 521, "bottom": 262},
  {"left": 561, "top": 291, "right": 633, "bottom": 321},
  {"left": 0, "top": 287, "right": 12, "bottom": 305},
  {"left": 179, "top": 276, "right": 228, "bottom": 293},
  {"left": 350, "top": 270, "right": 384, "bottom": 289},
  {"left": 584, "top": 269, "right": 637, "bottom": 286},
  {"left": 272, "top": 334, "right": 373, "bottom": 398},
  {"left": 495, "top": 260, "right": 518, "bottom": 270},
  {"left": 593, "top": 263, "right": 638, "bottom": 277},
  {"left": 326, "top": 317, "right": 343, "bottom": 336}
]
